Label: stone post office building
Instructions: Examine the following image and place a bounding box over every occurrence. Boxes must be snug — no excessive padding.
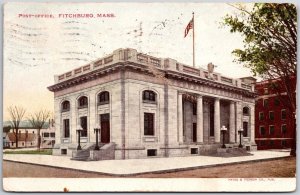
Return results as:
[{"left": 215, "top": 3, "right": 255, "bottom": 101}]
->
[{"left": 48, "top": 48, "right": 257, "bottom": 160}]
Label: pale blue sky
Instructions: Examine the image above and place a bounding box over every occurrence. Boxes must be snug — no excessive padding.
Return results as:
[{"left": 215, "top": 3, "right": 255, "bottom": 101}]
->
[{"left": 3, "top": 2, "right": 254, "bottom": 120}]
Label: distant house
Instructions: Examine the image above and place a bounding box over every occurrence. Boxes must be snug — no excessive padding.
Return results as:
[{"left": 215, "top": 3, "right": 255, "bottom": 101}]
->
[
  {"left": 6, "top": 132, "right": 37, "bottom": 148},
  {"left": 3, "top": 119, "right": 55, "bottom": 148},
  {"left": 41, "top": 119, "right": 56, "bottom": 148}
]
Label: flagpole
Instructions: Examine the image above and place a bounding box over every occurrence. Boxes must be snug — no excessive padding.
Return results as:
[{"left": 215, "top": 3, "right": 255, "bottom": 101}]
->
[{"left": 192, "top": 12, "right": 195, "bottom": 67}]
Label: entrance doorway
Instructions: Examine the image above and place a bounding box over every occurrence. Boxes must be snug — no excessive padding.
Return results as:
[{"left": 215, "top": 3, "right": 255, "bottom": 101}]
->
[{"left": 100, "top": 114, "right": 110, "bottom": 143}]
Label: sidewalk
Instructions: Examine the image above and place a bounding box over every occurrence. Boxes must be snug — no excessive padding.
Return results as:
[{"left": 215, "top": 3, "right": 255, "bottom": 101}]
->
[{"left": 3, "top": 150, "right": 290, "bottom": 176}]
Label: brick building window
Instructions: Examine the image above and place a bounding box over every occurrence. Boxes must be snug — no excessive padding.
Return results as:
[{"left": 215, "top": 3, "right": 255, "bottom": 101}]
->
[
  {"left": 259, "top": 112, "right": 264, "bottom": 120},
  {"left": 281, "top": 124, "right": 287, "bottom": 134},
  {"left": 144, "top": 113, "right": 154, "bottom": 136},
  {"left": 281, "top": 140, "right": 287, "bottom": 147},
  {"left": 269, "top": 125, "right": 275, "bottom": 135},
  {"left": 281, "top": 109, "right": 287, "bottom": 120},
  {"left": 269, "top": 111, "right": 274, "bottom": 120},
  {"left": 263, "top": 99, "right": 269, "bottom": 107},
  {"left": 260, "top": 126, "right": 266, "bottom": 136},
  {"left": 260, "top": 140, "right": 266, "bottom": 146},
  {"left": 264, "top": 88, "right": 269, "bottom": 94},
  {"left": 274, "top": 98, "right": 280, "bottom": 106},
  {"left": 269, "top": 140, "right": 274, "bottom": 146}
]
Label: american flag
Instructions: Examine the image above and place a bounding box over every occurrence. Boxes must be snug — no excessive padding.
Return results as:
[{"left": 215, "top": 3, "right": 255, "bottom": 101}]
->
[{"left": 184, "top": 18, "right": 193, "bottom": 38}]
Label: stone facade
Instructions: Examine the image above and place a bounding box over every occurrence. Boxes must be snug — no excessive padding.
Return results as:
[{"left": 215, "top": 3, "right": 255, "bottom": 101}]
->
[{"left": 48, "top": 48, "right": 257, "bottom": 159}]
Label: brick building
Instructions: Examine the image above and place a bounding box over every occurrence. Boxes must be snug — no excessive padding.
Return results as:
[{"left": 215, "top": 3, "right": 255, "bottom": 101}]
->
[{"left": 255, "top": 78, "right": 296, "bottom": 150}]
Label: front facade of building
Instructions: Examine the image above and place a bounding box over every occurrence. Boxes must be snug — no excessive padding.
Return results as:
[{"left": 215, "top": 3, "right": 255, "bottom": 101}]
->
[
  {"left": 48, "top": 48, "right": 257, "bottom": 159},
  {"left": 255, "top": 79, "right": 296, "bottom": 150}
]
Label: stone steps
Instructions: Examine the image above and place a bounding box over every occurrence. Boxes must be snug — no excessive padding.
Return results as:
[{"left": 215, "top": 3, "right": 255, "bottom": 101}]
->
[{"left": 71, "top": 143, "right": 107, "bottom": 161}]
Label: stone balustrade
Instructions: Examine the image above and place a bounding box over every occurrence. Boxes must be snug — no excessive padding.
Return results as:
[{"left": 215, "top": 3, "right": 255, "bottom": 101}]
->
[{"left": 54, "top": 48, "right": 255, "bottom": 92}]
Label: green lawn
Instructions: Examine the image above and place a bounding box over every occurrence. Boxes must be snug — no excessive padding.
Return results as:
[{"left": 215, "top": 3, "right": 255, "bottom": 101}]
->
[{"left": 3, "top": 149, "right": 52, "bottom": 155}]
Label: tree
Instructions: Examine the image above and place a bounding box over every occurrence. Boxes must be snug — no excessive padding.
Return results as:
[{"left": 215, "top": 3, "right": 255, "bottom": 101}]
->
[
  {"left": 8, "top": 106, "right": 26, "bottom": 148},
  {"left": 28, "top": 109, "right": 50, "bottom": 150},
  {"left": 3, "top": 126, "right": 11, "bottom": 133},
  {"left": 223, "top": 3, "right": 296, "bottom": 156}
]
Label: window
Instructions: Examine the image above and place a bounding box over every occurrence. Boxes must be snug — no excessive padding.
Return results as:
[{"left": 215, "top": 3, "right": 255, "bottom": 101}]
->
[
  {"left": 191, "top": 148, "right": 198, "bottom": 154},
  {"left": 243, "top": 122, "right": 248, "bottom": 137},
  {"left": 192, "top": 103, "right": 197, "bottom": 115},
  {"left": 274, "top": 98, "right": 280, "bottom": 106},
  {"left": 80, "top": 116, "right": 88, "bottom": 137},
  {"left": 98, "top": 91, "right": 109, "bottom": 105},
  {"left": 260, "top": 126, "right": 266, "bottom": 136},
  {"left": 263, "top": 99, "right": 269, "bottom": 107},
  {"left": 61, "top": 101, "right": 70, "bottom": 112},
  {"left": 269, "top": 125, "right": 275, "bottom": 135},
  {"left": 78, "top": 96, "right": 88, "bottom": 108},
  {"left": 63, "top": 119, "right": 70, "bottom": 138},
  {"left": 22, "top": 142, "right": 24, "bottom": 146},
  {"left": 282, "top": 140, "right": 287, "bottom": 147},
  {"left": 281, "top": 124, "right": 287, "bottom": 134},
  {"left": 269, "top": 140, "right": 274, "bottom": 146},
  {"left": 143, "top": 90, "right": 156, "bottom": 102},
  {"left": 243, "top": 107, "right": 249, "bottom": 115},
  {"left": 44, "top": 132, "right": 50, "bottom": 137},
  {"left": 50, "top": 133, "right": 55, "bottom": 137},
  {"left": 259, "top": 112, "right": 264, "bottom": 120},
  {"left": 260, "top": 140, "right": 266, "bottom": 146},
  {"left": 144, "top": 113, "right": 154, "bottom": 136},
  {"left": 269, "top": 111, "right": 274, "bottom": 120},
  {"left": 281, "top": 109, "right": 287, "bottom": 120},
  {"left": 264, "top": 87, "right": 269, "bottom": 94},
  {"left": 147, "top": 149, "right": 157, "bottom": 156},
  {"left": 61, "top": 149, "right": 67, "bottom": 155}
]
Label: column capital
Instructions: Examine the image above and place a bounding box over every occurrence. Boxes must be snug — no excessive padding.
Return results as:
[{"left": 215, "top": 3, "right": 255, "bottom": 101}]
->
[
  {"left": 197, "top": 94, "right": 203, "bottom": 98},
  {"left": 214, "top": 97, "right": 220, "bottom": 101},
  {"left": 178, "top": 91, "right": 185, "bottom": 95}
]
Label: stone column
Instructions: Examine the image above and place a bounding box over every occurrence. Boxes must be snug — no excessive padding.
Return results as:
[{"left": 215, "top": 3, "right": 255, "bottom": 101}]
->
[
  {"left": 178, "top": 92, "right": 184, "bottom": 143},
  {"left": 250, "top": 104, "right": 255, "bottom": 144},
  {"left": 229, "top": 101, "right": 235, "bottom": 143},
  {"left": 236, "top": 101, "right": 242, "bottom": 143},
  {"left": 214, "top": 98, "right": 220, "bottom": 143},
  {"left": 197, "top": 95, "right": 203, "bottom": 143}
]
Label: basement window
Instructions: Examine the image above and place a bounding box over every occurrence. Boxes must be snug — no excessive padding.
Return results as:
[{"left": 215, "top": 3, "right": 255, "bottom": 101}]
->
[
  {"left": 147, "top": 149, "right": 157, "bottom": 157},
  {"left": 61, "top": 149, "right": 67, "bottom": 155},
  {"left": 191, "top": 148, "right": 198, "bottom": 154}
]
